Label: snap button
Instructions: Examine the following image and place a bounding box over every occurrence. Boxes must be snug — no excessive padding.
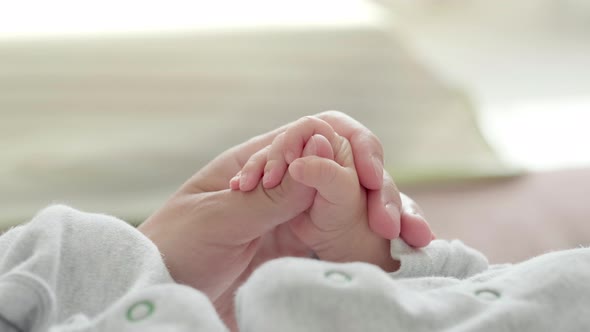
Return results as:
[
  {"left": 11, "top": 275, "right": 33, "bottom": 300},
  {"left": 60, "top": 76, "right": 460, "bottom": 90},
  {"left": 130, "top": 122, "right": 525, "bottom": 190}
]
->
[
  {"left": 325, "top": 270, "right": 352, "bottom": 283},
  {"left": 126, "top": 300, "right": 155, "bottom": 322},
  {"left": 475, "top": 289, "right": 501, "bottom": 300}
]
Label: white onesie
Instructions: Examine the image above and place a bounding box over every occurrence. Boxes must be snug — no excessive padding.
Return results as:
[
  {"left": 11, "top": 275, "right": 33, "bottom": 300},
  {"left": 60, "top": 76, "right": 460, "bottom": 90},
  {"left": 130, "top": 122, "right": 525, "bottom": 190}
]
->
[{"left": 0, "top": 205, "right": 588, "bottom": 331}]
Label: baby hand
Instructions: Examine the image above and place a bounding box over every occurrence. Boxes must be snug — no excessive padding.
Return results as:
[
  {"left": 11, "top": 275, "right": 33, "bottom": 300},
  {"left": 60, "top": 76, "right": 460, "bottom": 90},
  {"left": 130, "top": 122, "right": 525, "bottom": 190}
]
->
[{"left": 231, "top": 117, "right": 399, "bottom": 271}]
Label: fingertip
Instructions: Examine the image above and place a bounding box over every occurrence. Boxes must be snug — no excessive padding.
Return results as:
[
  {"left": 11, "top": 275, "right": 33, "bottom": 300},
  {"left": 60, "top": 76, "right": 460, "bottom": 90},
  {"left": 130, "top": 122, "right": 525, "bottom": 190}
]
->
[
  {"left": 367, "top": 190, "right": 401, "bottom": 240},
  {"left": 229, "top": 175, "right": 240, "bottom": 190},
  {"left": 302, "top": 135, "right": 317, "bottom": 157},
  {"left": 303, "top": 134, "right": 333, "bottom": 159},
  {"left": 400, "top": 212, "right": 433, "bottom": 248},
  {"left": 239, "top": 172, "right": 256, "bottom": 191}
]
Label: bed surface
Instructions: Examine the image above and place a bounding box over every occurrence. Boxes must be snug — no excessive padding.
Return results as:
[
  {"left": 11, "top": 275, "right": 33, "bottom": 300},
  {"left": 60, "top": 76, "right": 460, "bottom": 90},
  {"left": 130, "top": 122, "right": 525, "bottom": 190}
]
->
[{"left": 403, "top": 167, "right": 590, "bottom": 264}]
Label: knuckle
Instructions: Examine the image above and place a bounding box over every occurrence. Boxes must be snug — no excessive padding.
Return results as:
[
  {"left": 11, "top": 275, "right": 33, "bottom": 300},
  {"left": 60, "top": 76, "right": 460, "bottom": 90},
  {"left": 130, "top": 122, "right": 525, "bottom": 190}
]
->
[
  {"left": 295, "top": 116, "right": 314, "bottom": 128},
  {"left": 272, "top": 132, "right": 286, "bottom": 145},
  {"left": 302, "top": 115, "right": 318, "bottom": 123},
  {"left": 334, "top": 136, "right": 353, "bottom": 166},
  {"left": 318, "top": 110, "right": 345, "bottom": 119},
  {"left": 272, "top": 132, "right": 287, "bottom": 148},
  {"left": 245, "top": 147, "right": 269, "bottom": 169},
  {"left": 294, "top": 116, "right": 318, "bottom": 134},
  {"left": 298, "top": 115, "right": 323, "bottom": 129},
  {"left": 245, "top": 133, "right": 265, "bottom": 148},
  {"left": 257, "top": 145, "right": 272, "bottom": 159}
]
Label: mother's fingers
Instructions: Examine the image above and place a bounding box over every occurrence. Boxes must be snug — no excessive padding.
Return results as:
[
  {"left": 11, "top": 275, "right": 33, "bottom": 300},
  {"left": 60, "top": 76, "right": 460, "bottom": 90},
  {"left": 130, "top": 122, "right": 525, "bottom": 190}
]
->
[
  {"left": 316, "top": 110, "right": 384, "bottom": 191},
  {"left": 367, "top": 171, "right": 402, "bottom": 240},
  {"left": 399, "top": 193, "right": 434, "bottom": 247},
  {"left": 218, "top": 115, "right": 337, "bottom": 183},
  {"left": 366, "top": 172, "right": 434, "bottom": 247},
  {"left": 281, "top": 116, "right": 341, "bottom": 164},
  {"left": 193, "top": 111, "right": 384, "bottom": 194},
  {"left": 191, "top": 121, "right": 293, "bottom": 192}
]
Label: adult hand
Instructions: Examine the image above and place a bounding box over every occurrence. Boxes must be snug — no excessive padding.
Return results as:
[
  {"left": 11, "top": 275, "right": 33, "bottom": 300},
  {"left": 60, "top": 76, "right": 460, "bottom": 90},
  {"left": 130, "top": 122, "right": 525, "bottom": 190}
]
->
[
  {"left": 187, "top": 110, "right": 433, "bottom": 247},
  {"left": 315, "top": 111, "right": 433, "bottom": 246},
  {"left": 138, "top": 111, "right": 433, "bottom": 329},
  {"left": 140, "top": 165, "right": 316, "bottom": 330}
]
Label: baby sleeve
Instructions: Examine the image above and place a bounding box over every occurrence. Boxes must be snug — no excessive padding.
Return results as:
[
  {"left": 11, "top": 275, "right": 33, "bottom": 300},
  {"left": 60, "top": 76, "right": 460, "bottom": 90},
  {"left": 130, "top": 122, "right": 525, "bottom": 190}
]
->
[
  {"left": 0, "top": 205, "right": 227, "bottom": 332},
  {"left": 390, "top": 238, "right": 489, "bottom": 279}
]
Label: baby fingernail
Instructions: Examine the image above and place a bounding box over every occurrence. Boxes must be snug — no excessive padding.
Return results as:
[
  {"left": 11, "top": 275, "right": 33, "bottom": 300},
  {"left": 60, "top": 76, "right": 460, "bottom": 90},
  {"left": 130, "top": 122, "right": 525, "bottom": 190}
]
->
[
  {"left": 229, "top": 176, "right": 238, "bottom": 189},
  {"left": 305, "top": 137, "right": 317, "bottom": 156}
]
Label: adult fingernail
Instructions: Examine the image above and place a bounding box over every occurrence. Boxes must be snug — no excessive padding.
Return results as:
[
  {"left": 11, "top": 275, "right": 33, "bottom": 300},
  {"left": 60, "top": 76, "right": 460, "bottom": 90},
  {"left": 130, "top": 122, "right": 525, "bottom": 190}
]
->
[
  {"left": 372, "top": 155, "right": 383, "bottom": 181},
  {"left": 385, "top": 203, "right": 401, "bottom": 238}
]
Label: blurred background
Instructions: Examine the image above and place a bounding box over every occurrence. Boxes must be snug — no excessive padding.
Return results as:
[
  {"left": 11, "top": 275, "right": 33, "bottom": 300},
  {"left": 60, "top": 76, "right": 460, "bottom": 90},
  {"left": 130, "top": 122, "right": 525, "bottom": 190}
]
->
[{"left": 1, "top": 0, "right": 589, "bottom": 263}]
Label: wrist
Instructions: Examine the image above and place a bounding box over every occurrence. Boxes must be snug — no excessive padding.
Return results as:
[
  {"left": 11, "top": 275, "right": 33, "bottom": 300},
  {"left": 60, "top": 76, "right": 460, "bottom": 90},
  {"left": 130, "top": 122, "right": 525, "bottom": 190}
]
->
[
  {"left": 312, "top": 232, "right": 400, "bottom": 273},
  {"left": 364, "top": 237, "right": 400, "bottom": 273}
]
